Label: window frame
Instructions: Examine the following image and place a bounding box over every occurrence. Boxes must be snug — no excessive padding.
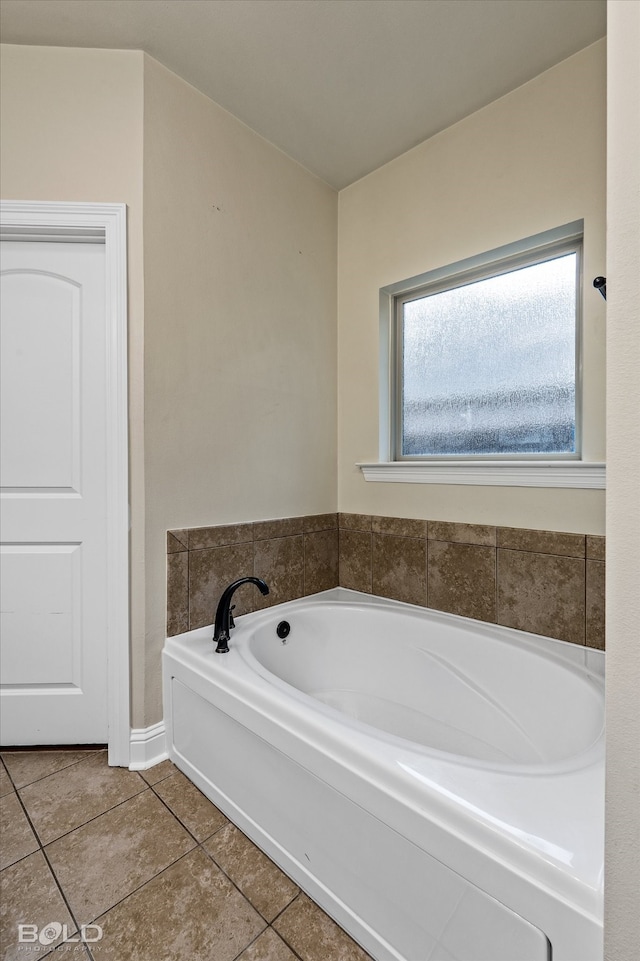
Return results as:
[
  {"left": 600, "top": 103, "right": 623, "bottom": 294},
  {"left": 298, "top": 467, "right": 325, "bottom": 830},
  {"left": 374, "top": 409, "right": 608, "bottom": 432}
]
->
[{"left": 385, "top": 223, "right": 585, "bottom": 464}]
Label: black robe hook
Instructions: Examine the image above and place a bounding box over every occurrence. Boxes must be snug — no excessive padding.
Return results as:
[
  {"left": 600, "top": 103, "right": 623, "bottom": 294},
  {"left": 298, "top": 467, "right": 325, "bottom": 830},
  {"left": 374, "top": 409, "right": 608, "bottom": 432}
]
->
[{"left": 593, "top": 277, "right": 606, "bottom": 300}]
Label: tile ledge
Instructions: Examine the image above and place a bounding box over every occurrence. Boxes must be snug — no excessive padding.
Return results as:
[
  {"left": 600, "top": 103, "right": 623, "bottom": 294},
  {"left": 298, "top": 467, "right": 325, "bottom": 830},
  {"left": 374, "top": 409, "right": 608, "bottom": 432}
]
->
[{"left": 358, "top": 462, "right": 606, "bottom": 489}]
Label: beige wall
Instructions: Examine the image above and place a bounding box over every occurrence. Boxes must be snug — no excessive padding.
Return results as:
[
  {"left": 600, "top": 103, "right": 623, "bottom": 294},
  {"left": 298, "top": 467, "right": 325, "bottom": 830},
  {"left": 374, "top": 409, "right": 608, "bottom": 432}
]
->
[
  {"left": 0, "top": 44, "right": 148, "bottom": 728},
  {"left": 605, "top": 2, "right": 640, "bottom": 958},
  {"left": 337, "top": 41, "right": 607, "bottom": 534},
  {"left": 0, "top": 45, "right": 338, "bottom": 729},
  {"left": 142, "top": 57, "right": 338, "bottom": 723}
]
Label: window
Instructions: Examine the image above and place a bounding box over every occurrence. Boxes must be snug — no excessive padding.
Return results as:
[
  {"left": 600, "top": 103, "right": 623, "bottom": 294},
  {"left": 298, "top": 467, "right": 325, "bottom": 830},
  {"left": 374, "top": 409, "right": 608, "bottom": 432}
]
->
[{"left": 391, "top": 226, "right": 582, "bottom": 461}]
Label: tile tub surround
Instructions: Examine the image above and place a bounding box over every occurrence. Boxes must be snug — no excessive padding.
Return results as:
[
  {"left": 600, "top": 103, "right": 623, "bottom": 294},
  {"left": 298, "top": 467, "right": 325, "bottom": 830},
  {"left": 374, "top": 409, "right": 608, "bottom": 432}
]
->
[
  {"left": 167, "top": 513, "right": 605, "bottom": 649},
  {"left": 337, "top": 513, "right": 605, "bottom": 648},
  {"left": 167, "top": 514, "right": 339, "bottom": 635},
  {"left": 0, "top": 749, "right": 372, "bottom": 961}
]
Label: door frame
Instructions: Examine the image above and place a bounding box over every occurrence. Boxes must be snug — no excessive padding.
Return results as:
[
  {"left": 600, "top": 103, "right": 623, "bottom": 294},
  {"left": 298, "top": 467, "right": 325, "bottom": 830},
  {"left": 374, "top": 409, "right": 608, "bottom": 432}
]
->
[{"left": 0, "top": 200, "right": 130, "bottom": 765}]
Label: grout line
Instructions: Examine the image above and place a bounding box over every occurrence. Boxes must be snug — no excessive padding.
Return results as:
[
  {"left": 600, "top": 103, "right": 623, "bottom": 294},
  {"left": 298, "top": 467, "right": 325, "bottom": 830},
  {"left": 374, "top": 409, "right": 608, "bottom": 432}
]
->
[
  {"left": 229, "top": 927, "right": 266, "bottom": 961},
  {"left": 38, "top": 796, "right": 204, "bottom": 931},
  {"left": 302, "top": 529, "right": 307, "bottom": 597},
  {"left": 8, "top": 786, "right": 87, "bottom": 954},
  {"left": 187, "top": 540, "right": 192, "bottom": 632},
  {"left": 147, "top": 775, "right": 232, "bottom": 850},
  {"left": 40, "top": 793, "right": 219, "bottom": 933},
  {"left": 87, "top": 846, "right": 201, "bottom": 928},
  {"left": 1, "top": 750, "right": 106, "bottom": 793},
  {"left": 268, "top": 889, "right": 304, "bottom": 926},
  {"left": 270, "top": 891, "right": 356, "bottom": 961},
  {"left": 26, "top": 778, "right": 148, "bottom": 849},
  {"left": 148, "top": 780, "right": 304, "bottom": 935},
  {"left": 197, "top": 836, "right": 276, "bottom": 927},
  {"left": 584, "top": 553, "right": 588, "bottom": 646},
  {"left": 228, "top": 916, "right": 307, "bottom": 961},
  {"left": 425, "top": 535, "right": 429, "bottom": 608},
  {"left": 267, "top": 892, "right": 310, "bottom": 961},
  {"left": 494, "top": 543, "right": 498, "bottom": 625}
]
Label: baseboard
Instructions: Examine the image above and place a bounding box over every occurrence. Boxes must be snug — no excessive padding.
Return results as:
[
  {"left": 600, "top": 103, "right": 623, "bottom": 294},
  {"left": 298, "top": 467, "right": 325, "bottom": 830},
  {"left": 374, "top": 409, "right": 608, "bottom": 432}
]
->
[{"left": 129, "top": 721, "right": 168, "bottom": 770}]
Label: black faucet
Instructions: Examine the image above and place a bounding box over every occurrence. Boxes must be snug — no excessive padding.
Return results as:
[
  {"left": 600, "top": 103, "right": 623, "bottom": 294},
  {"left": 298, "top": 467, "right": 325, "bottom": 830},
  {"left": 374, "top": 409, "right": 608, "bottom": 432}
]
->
[{"left": 213, "top": 577, "right": 269, "bottom": 653}]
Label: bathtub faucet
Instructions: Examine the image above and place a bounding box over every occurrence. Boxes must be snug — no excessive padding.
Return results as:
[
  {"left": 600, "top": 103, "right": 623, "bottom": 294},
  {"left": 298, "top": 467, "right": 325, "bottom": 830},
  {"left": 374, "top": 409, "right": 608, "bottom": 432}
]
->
[{"left": 213, "top": 577, "right": 270, "bottom": 653}]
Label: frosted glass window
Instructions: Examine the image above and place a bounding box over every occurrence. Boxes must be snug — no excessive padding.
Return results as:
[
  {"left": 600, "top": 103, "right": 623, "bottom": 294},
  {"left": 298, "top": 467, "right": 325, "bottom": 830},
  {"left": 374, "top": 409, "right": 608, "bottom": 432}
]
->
[{"left": 397, "top": 250, "right": 579, "bottom": 457}]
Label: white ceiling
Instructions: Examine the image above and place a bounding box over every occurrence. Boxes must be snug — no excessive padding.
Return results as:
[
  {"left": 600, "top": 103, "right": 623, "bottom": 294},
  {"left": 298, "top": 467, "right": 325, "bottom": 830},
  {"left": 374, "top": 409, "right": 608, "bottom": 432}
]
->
[{"left": 0, "top": 0, "right": 606, "bottom": 189}]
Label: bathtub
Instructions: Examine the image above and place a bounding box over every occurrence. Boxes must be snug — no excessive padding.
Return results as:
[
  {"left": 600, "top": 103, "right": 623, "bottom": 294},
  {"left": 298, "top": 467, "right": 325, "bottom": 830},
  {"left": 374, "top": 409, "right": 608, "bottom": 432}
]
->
[{"left": 163, "top": 588, "right": 604, "bottom": 961}]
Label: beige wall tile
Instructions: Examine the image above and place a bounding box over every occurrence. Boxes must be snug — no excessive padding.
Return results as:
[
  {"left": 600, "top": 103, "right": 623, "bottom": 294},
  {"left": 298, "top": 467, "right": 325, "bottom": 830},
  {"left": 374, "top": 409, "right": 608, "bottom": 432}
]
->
[
  {"left": 304, "top": 530, "right": 339, "bottom": 595},
  {"left": 497, "top": 550, "right": 585, "bottom": 644},
  {"left": 497, "top": 527, "right": 585, "bottom": 557},
  {"left": 253, "top": 536, "right": 304, "bottom": 607},
  {"left": 586, "top": 534, "right": 606, "bottom": 560},
  {"left": 303, "top": 513, "right": 338, "bottom": 533},
  {"left": 338, "top": 513, "right": 372, "bottom": 531},
  {"left": 338, "top": 530, "right": 372, "bottom": 593},
  {"left": 167, "top": 551, "right": 189, "bottom": 637},
  {"left": 372, "top": 534, "right": 427, "bottom": 606},
  {"left": 428, "top": 542, "right": 496, "bottom": 622},
  {"left": 427, "top": 521, "right": 496, "bottom": 546},
  {"left": 168, "top": 516, "right": 605, "bottom": 651},
  {"left": 188, "top": 524, "right": 253, "bottom": 551},
  {"left": 372, "top": 516, "right": 428, "bottom": 538},
  {"left": 167, "top": 530, "right": 188, "bottom": 552},
  {"left": 586, "top": 559, "right": 605, "bottom": 650},
  {"left": 253, "top": 517, "right": 304, "bottom": 540},
  {"left": 188, "top": 543, "right": 254, "bottom": 630}
]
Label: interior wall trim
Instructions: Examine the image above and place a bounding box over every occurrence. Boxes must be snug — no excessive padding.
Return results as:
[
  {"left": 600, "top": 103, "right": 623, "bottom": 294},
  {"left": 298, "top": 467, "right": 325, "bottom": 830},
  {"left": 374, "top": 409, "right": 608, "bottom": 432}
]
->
[
  {"left": 129, "top": 721, "right": 168, "bottom": 771},
  {"left": 358, "top": 461, "right": 606, "bottom": 489}
]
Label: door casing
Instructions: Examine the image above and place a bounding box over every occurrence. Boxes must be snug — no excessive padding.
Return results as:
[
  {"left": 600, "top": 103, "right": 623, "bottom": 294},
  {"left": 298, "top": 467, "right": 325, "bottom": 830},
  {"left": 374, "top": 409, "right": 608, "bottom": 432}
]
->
[{"left": 0, "top": 200, "right": 130, "bottom": 765}]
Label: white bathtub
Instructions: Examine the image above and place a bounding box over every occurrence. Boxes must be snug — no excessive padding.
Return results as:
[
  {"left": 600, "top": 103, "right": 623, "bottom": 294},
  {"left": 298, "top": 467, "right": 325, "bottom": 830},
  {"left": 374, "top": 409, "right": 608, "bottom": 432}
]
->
[{"left": 163, "top": 588, "right": 604, "bottom": 961}]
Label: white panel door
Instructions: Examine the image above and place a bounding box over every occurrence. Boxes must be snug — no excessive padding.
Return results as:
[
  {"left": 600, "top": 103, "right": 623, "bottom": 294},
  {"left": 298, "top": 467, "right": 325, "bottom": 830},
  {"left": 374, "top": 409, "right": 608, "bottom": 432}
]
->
[{"left": 0, "top": 241, "right": 109, "bottom": 744}]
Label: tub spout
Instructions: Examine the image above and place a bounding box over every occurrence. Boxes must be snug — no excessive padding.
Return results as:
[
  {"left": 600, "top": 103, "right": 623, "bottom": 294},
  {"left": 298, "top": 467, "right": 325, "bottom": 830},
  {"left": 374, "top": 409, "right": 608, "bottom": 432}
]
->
[{"left": 213, "top": 577, "right": 269, "bottom": 653}]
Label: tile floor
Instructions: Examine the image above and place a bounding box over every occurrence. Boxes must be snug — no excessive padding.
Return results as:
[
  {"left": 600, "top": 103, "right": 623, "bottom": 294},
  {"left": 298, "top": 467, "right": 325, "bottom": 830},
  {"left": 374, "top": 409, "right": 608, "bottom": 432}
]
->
[{"left": 0, "top": 748, "right": 374, "bottom": 961}]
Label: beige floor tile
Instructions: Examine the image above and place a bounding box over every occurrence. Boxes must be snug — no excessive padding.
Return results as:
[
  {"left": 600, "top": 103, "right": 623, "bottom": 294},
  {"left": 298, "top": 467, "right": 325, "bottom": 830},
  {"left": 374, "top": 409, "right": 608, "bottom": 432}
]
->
[
  {"left": 237, "top": 927, "right": 299, "bottom": 961},
  {"left": 46, "top": 788, "right": 196, "bottom": 923},
  {"left": 138, "top": 758, "right": 176, "bottom": 786},
  {"left": 273, "top": 893, "right": 374, "bottom": 961},
  {"left": 0, "top": 850, "right": 76, "bottom": 959},
  {"left": 95, "top": 847, "right": 265, "bottom": 961},
  {"left": 1, "top": 749, "right": 101, "bottom": 789},
  {"left": 204, "top": 823, "right": 299, "bottom": 921},
  {"left": 0, "top": 759, "right": 14, "bottom": 798},
  {"left": 0, "top": 792, "right": 39, "bottom": 869},
  {"left": 19, "top": 751, "right": 146, "bottom": 845},
  {"left": 153, "top": 770, "right": 228, "bottom": 841}
]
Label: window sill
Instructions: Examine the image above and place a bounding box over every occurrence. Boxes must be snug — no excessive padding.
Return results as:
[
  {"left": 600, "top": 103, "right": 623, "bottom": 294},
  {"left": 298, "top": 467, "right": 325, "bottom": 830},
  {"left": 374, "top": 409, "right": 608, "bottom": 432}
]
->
[{"left": 357, "top": 461, "right": 606, "bottom": 489}]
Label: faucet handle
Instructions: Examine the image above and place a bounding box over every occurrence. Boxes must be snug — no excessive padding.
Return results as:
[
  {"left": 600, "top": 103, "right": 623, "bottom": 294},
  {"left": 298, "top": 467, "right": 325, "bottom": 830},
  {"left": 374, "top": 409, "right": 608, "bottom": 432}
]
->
[{"left": 229, "top": 604, "right": 236, "bottom": 629}]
